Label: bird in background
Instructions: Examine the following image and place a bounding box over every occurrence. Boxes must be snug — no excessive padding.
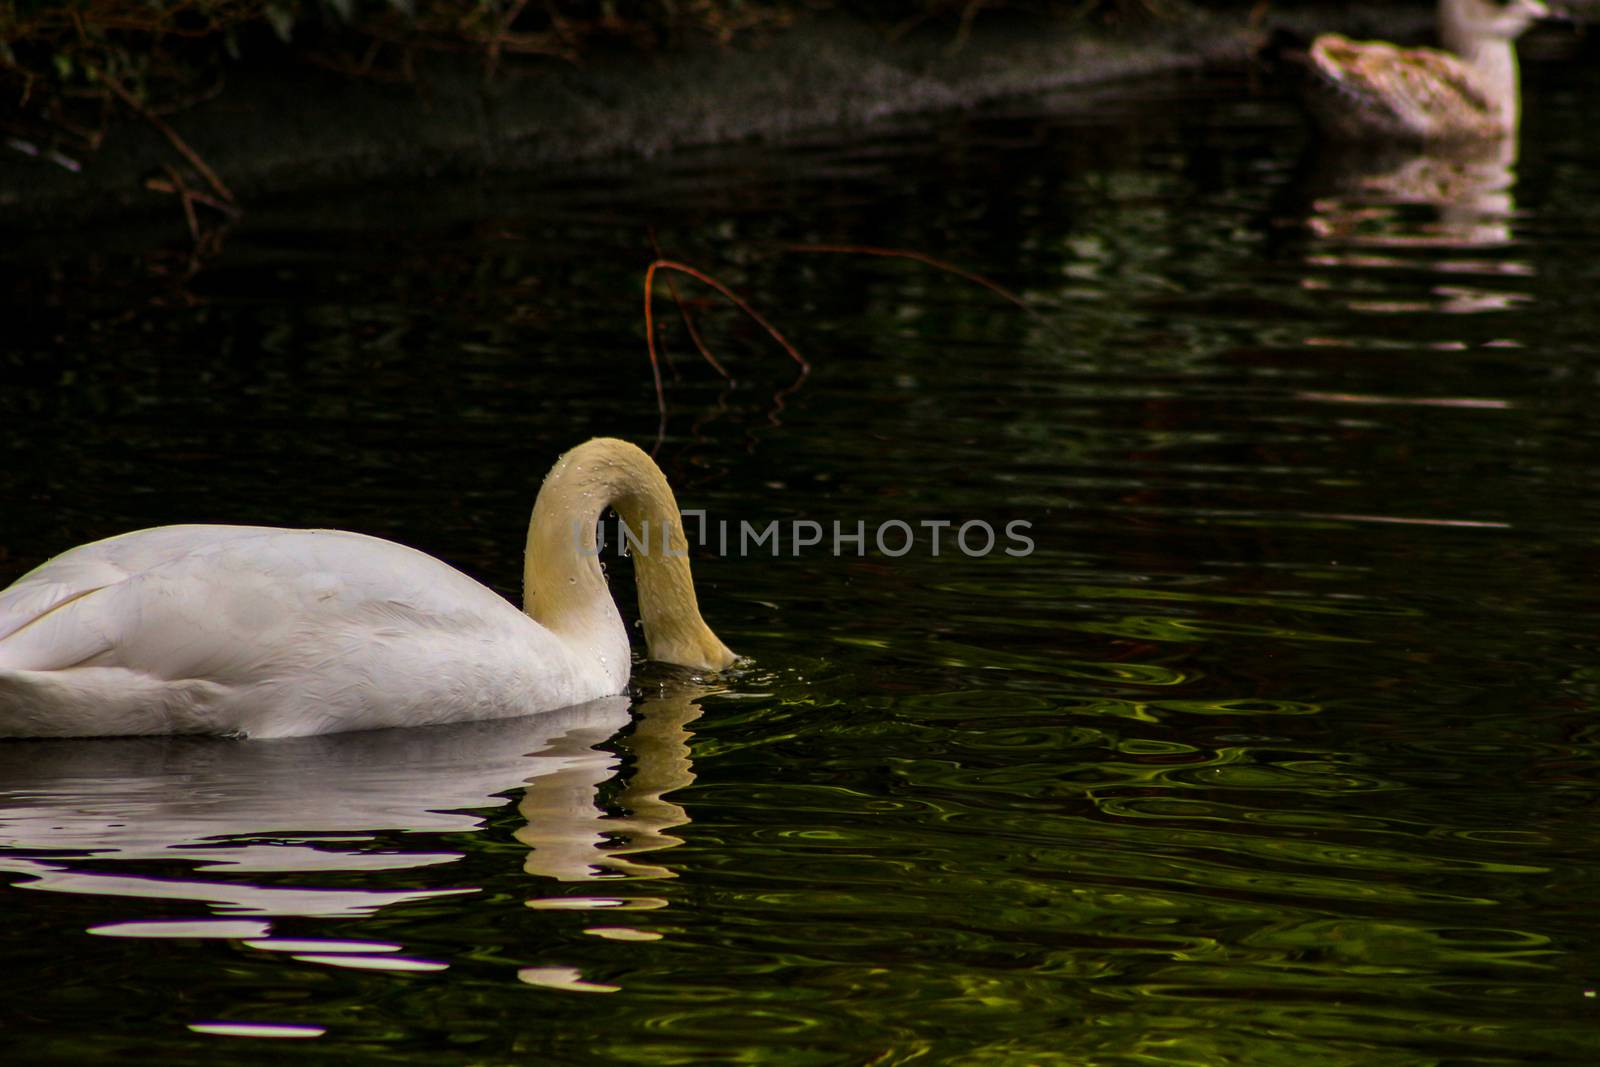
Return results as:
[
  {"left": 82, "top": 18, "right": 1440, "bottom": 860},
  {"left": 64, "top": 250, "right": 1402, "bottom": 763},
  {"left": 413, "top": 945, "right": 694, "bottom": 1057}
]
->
[{"left": 1265, "top": 0, "right": 1560, "bottom": 141}]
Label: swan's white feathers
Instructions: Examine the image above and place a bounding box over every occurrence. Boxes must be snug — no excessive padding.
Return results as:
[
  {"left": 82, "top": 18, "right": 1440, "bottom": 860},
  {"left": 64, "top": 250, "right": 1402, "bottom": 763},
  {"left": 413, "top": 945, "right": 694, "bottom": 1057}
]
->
[
  {"left": 0, "top": 439, "right": 730, "bottom": 739},
  {"left": 0, "top": 562, "right": 123, "bottom": 644},
  {"left": 0, "top": 525, "right": 621, "bottom": 739}
]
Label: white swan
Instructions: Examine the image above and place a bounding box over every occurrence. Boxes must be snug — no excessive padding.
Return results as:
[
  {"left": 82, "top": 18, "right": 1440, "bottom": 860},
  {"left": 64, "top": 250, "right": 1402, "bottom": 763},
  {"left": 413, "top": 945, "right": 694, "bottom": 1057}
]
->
[
  {"left": 1271, "top": 0, "right": 1552, "bottom": 141},
  {"left": 0, "top": 438, "right": 735, "bottom": 739}
]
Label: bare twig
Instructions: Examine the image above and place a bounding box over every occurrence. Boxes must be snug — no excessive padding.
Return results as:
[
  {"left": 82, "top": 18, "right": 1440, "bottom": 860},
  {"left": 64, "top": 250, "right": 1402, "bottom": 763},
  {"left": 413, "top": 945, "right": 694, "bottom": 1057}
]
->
[
  {"left": 787, "top": 243, "right": 1039, "bottom": 316},
  {"left": 160, "top": 164, "right": 200, "bottom": 244},
  {"left": 643, "top": 257, "right": 809, "bottom": 448},
  {"left": 486, "top": 0, "right": 530, "bottom": 78},
  {"left": 646, "top": 231, "right": 731, "bottom": 381},
  {"left": 142, "top": 177, "right": 239, "bottom": 218},
  {"left": 666, "top": 273, "right": 731, "bottom": 380},
  {"left": 948, "top": 0, "right": 989, "bottom": 56},
  {"left": 92, "top": 66, "right": 234, "bottom": 204}
]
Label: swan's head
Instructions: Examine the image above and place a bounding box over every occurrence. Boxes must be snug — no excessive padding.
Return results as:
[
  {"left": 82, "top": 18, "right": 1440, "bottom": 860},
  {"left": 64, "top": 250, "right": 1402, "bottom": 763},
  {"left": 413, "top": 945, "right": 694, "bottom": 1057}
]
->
[
  {"left": 647, "top": 622, "right": 738, "bottom": 674},
  {"left": 1442, "top": 0, "right": 1551, "bottom": 41}
]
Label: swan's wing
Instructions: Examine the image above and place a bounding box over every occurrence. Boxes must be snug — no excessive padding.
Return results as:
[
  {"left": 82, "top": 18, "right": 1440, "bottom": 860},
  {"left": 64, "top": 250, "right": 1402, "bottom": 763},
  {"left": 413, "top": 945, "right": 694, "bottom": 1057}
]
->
[
  {"left": 0, "top": 527, "right": 524, "bottom": 679},
  {"left": 0, "top": 559, "right": 128, "bottom": 644},
  {"left": 1306, "top": 36, "right": 1496, "bottom": 137},
  {"left": 0, "top": 526, "right": 278, "bottom": 642}
]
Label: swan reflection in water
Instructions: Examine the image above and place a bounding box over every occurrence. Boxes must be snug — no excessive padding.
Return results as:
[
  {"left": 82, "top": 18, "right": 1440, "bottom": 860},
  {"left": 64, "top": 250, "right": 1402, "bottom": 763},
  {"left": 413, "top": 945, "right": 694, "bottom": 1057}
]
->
[
  {"left": 1290, "top": 136, "right": 1536, "bottom": 316},
  {"left": 0, "top": 686, "right": 708, "bottom": 977}
]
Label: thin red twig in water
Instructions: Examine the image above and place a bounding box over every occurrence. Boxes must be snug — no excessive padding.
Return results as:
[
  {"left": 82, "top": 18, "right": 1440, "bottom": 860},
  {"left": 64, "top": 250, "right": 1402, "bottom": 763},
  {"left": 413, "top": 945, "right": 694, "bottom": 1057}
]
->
[
  {"left": 643, "top": 258, "right": 809, "bottom": 436},
  {"left": 645, "top": 232, "right": 732, "bottom": 382},
  {"left": 666, "top": 273, "right": 731, "bottom": 380},
  {"left": 653, "top": 260, "right": 808, "bottom": 371},
  {"left": 786, "top": 243, "right": 1037, "bottom": 317}
]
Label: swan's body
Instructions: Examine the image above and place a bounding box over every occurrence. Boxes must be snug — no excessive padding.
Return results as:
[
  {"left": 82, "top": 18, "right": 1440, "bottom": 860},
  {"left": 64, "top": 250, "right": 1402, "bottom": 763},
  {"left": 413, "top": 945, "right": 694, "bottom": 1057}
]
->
[
  {"left": 1273, "top": 0, "right": 1550, "bottom": 141},
  {"left": 0, "top": 438, "right": 734, "bottom": 739}
]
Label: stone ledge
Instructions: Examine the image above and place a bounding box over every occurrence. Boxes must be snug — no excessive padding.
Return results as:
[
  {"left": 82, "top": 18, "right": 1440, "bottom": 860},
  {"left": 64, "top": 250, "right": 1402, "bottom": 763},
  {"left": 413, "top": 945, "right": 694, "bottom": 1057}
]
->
[{"left": 0, "top": 5, "right": 1438, "bottom": 230}]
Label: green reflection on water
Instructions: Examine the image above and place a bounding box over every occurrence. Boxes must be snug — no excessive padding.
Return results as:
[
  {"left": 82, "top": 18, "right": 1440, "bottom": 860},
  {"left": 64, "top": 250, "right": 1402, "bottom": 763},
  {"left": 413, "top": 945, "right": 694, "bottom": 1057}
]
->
[{"left": 5, "top": 51, "right": 1600, "bottom": 1067}]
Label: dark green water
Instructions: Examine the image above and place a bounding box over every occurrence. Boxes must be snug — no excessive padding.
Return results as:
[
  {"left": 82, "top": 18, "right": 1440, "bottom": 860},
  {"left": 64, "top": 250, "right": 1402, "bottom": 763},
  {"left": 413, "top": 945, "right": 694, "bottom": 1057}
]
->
[{"left": 4, "top": 48, "right": 1600, "bottom": 1066}]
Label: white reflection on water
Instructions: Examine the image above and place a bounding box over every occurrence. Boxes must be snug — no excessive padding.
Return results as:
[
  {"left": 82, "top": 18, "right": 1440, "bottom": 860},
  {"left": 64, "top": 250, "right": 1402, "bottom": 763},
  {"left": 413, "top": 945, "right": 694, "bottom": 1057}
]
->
[
  {"left": 1294, "top": 136, "right": 1536, "bottom": 319},
  {"left": 1302, "top": 137, "right": 1521, "bottom": 252},
  {"left": 188, "top": 1022, "right": 326, "bottom": 1039},
  {"left": 0, "top": 689, "right": 704, "bottom": 939},
  {"left": 516, "top": 965, "right": 623, "bottom": 994}
]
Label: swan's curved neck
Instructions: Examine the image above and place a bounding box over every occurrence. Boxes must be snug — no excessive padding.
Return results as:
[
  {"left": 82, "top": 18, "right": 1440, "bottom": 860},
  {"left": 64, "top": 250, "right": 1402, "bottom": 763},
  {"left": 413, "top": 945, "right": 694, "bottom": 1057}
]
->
[{"left": 523, "top": 439, "right": 734, "bottom": 672}]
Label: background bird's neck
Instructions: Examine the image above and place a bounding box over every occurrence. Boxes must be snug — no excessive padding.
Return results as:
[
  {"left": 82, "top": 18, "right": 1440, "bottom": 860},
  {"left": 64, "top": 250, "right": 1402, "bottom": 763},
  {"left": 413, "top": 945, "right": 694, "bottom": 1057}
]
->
[{"left": 1441, "top": 30, "right": 1520, "bottom": 126}]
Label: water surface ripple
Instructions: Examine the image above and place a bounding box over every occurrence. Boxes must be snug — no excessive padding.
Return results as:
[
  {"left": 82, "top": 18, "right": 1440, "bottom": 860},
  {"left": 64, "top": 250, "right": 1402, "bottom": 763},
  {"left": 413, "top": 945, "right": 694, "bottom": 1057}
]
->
[{"left": 2, "top": 51, "right": 1599, "bottom": 1067}]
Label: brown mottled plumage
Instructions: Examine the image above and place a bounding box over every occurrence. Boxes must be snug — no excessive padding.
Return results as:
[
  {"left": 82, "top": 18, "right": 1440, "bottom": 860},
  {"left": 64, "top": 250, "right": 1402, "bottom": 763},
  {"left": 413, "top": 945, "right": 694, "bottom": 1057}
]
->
[
  {"left": 1303, "top": 35, "right": 1503, "bottom": 140},
  {"left": 1275, "top": 0, "right": 1552, "bottom": 142}
]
